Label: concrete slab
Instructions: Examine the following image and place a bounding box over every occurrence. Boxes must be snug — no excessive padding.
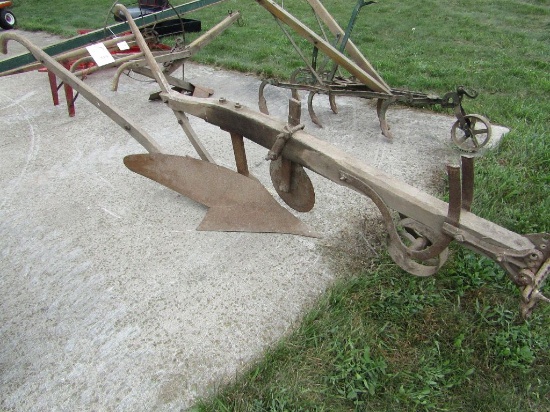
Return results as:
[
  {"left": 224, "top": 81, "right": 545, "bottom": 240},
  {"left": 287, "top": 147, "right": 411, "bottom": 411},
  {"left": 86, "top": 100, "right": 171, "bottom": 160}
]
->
[{"left": 0, "top": 31, "right": 506, "bottom": 410}]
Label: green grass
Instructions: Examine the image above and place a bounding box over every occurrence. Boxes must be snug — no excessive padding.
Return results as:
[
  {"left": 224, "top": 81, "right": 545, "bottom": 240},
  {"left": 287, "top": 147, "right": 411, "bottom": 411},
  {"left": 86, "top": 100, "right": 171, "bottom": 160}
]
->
[
  {"left": 193, "top": 254, "right": 549, "bottom": 411},
  {"left": 8, "top": 0, "right": 550, "bottom": 410}
]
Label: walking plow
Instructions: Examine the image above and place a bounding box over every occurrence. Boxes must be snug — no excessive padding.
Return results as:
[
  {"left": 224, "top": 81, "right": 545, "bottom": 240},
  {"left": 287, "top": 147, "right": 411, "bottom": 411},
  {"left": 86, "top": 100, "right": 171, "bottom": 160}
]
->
[
  {"left": 0, "top": 7, "right": 547, "bottom": 319},
  {"left": 256, "top": 0, "right": 492, "bottom": 152}
]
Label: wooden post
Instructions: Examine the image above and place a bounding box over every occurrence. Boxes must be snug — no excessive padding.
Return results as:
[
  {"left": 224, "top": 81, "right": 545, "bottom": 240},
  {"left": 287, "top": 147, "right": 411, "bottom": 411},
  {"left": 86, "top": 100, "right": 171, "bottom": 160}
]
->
[{"left": 230, "top": 132, "right": 249, "bottom": 176}]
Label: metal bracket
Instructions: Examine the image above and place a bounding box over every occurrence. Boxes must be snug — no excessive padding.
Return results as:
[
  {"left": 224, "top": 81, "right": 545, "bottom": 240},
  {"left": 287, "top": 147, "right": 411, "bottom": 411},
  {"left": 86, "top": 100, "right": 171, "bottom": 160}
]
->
[
  {"left": 337, "top": 156, "right": 471, "bottom": 276},
  {"left": 265, "top": 123, "right": 305, "bottom": 161},
  {"left": 443, "top": 225, "right": 550, "bottom": 317}
]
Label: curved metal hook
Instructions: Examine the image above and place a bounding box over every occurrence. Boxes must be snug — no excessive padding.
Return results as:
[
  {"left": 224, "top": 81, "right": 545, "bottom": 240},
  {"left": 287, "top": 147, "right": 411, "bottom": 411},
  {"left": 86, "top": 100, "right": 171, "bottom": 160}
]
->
[
  {"left": 338, "top": 157, "right": 474, "bottom": 276},
  {"left": 404, "top": 164, "right": 460, "bottom": 261},
  {"left": 308, "top": 91, "right": 323, "bottom": 127},
  {"left": 376, "top": 97, "right": 394, "bottom": 140},
  {"left": 340, "top": 171, "right": 449, "bottom": 277},
  {"left": 457, "top": 86, "right": 478, "bottom": 99},
  {"left": 329, "top": 93, "right": 338, "bottom": 114},
  {"left": 112, "top": 60, "right": 142, "bottom": 91}
]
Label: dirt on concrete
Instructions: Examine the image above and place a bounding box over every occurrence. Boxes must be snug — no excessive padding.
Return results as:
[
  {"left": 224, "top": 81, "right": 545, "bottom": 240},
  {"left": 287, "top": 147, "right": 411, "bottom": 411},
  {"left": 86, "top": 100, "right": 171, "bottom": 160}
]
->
[{"left": 0, "top": 31, "right": 506, "bottom": 411}]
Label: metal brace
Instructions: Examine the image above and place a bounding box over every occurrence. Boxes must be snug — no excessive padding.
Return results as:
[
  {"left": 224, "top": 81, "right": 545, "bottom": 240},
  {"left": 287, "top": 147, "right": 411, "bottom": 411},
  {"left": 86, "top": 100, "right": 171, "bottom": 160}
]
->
[{"left": 265, "top": 123, "right": 305, "bottom": 160}]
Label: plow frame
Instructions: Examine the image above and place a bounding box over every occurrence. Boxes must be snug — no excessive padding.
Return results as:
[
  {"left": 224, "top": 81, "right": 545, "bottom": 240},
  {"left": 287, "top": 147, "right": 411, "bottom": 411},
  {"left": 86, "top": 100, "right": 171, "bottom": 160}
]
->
[{"left": 256, "top": 0, "right": 493, "bottom": 152}]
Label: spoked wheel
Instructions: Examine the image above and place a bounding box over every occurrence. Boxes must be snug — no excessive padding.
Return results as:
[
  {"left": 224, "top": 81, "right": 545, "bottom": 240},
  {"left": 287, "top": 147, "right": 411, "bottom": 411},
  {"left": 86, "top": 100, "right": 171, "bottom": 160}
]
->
[
  {"left": 451, "top": 114, "right": 492, "bottom": 152},
  {"left": 0, "top": 9, "right": 16, "bottom": 30}
]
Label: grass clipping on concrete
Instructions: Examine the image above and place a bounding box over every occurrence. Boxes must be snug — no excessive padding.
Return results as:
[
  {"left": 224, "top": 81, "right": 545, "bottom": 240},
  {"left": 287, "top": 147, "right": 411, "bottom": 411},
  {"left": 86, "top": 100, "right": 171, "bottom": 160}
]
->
[{"left": 13, "top": 0, "right": 550, "bottom": 410}]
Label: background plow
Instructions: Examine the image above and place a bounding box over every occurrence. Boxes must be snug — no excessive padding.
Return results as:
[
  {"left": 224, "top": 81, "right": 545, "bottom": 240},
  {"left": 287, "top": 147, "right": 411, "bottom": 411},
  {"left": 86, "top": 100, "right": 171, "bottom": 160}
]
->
[
  {"left": 0, "top": 5, "right": 547, "bottom": 319},
  {"left": 256, "top": 0, "right": 492, "bottom": 152},
  {"left": 0, "top": 0, "right": 238, "bottom": 116}
]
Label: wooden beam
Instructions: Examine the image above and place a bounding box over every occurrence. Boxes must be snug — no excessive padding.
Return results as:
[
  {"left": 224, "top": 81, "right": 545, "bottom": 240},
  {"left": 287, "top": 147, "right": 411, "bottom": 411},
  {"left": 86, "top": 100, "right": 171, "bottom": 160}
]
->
[
  {"left": 256, "top": 0, "right": 392, "bottom": 94},
  {"left": 164, "top": 93, "right": 535, "bottom": 253}
]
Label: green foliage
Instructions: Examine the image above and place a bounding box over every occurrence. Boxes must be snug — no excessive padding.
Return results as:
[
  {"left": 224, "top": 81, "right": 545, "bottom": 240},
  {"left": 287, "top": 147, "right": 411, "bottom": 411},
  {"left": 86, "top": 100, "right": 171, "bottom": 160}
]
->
[
  {"left": 327, "top": 338, "right": 387, "bottom": 404},
  {"left": 196, "top": 255, "right": 550, "bottom": 411}
]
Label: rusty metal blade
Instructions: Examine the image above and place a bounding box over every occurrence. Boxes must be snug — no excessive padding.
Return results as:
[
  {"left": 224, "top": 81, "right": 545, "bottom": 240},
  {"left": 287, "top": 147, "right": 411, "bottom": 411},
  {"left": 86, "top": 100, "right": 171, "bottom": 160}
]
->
[
  {"left": 270, "top": 157, "right": 315, "bottom": 212},
  {"left": 124, "top": 153, "right": 319, "bottom": 237}
]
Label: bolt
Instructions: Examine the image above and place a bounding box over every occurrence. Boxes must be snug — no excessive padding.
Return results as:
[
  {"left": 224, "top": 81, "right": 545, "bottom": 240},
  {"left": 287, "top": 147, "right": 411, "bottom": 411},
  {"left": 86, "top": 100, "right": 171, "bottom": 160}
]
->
[
  {"left": 124, "top": 125, "right": 131, "bottom": 131},
  {"left": 178, "top": 119, "right": 183, "bottom": 125},
  {"left": 339, "top": 174, "right": 347, "bottom": 182},
  {"left": 235, "top": 102, "right": 242, "bottom": 109},
  {"left": 219, "top": 97, "right": 226, "bottom": 103}
]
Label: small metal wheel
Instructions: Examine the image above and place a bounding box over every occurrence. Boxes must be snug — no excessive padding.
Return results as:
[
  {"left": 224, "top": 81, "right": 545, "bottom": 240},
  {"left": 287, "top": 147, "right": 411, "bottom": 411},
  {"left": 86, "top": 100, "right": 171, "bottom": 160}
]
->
[
  {"left": 451, "top": 114, "right": 492, "bottom": 152},
  {"left": 270, "top": 157, "right": 315, "bottom": 212},
  {"left": 387, "top": 217, "right": 450, "bottom": 277}
]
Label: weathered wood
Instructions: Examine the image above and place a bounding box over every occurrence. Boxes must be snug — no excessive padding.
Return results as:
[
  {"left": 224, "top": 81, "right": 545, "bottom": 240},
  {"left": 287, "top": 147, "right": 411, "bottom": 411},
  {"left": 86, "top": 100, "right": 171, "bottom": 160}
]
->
[
  {"left": 0, "top": 34, "right": 137, "bottom": 77},
  {"left": 74, "top": 49, "right": 192, "bottom": 80},
  {"left": 116, "top": 4, "right": 172, "bottom": 93},
  {"left": 173, "top": 110, "right": 216, "bottom": 162},
  {"left": 115, "top": 4, "right": 215, "bottom": 163},
  {"left": 256, "top": 0, "right": 391, "bottom": 94},
  {"left": 288, "top": 97, "right": 301, "bottom": 126},
  {"left": 164, "top": 93, "right": 535, "bottom": 254}
]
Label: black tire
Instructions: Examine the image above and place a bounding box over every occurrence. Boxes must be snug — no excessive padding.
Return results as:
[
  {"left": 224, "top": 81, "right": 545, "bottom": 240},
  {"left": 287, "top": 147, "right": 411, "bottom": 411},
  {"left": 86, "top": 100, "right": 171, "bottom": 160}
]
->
[{"left": 0, "top": 9, "right": 16, "bottom": 30}]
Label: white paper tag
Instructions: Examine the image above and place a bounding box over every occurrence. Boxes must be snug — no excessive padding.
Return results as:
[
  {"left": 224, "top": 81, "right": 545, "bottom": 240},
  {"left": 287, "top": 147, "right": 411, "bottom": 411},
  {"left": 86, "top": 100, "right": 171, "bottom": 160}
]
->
[
  {"left": 117, "top": 41, "right": 130, "bottom": 51},
  {"left": 86, "top": 43, "right": 116, "bottom": 66}
]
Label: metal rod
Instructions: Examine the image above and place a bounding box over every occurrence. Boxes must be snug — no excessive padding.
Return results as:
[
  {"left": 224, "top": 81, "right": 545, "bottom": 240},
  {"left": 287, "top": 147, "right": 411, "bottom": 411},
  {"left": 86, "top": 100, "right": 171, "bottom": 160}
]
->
[
  {"left": 0, "top": 32, "right": 164, "bottom": 153},
  {"left": 230, "top": 132, "right": 249, "bottom": 176}
]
